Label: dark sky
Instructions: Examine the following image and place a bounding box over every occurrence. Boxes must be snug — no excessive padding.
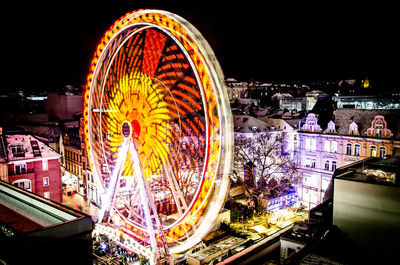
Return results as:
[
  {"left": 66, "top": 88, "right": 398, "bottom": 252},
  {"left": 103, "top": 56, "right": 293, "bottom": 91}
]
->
[{"left": 1, "top": 3, "right": 399, "bottom": 91}]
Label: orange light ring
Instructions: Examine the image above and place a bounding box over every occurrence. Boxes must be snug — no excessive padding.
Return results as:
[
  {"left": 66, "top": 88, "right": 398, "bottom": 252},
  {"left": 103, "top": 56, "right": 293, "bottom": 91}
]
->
[
  {"left": 84, "top": 11, "right": 212, "bottom": 238},
  {"left": 84, "top": 9, "right": 232, "bottom": 253}
]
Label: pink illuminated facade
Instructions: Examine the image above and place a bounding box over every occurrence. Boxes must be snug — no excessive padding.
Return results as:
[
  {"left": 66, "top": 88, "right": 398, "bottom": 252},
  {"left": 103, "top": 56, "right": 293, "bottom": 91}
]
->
[
  {"left": 0, "top": 129, "right": 62, "bottom": 203},
  {"left": 298, "top": 109, "right": 400, "bottom": 208}
]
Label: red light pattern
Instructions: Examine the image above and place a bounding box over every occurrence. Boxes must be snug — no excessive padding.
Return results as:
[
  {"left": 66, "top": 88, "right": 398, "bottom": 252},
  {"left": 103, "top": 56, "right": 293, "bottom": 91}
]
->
[{"left": 84, "top": 10, "right": 231, "bottom": 252}]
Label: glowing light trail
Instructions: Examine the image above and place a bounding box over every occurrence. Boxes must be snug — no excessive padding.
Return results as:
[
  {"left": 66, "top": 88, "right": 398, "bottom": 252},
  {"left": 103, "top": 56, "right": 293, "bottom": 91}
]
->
[
  {"left": 84, "top": 9, "right": 233, "bottom": 259},
  {"left": 97, "top": 138, "right": 129, "bottom": 222}
]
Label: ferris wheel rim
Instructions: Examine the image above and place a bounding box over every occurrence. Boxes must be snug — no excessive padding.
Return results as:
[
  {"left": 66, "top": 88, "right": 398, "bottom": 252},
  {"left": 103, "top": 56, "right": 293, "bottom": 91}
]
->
[{"left": 84, "top": 9, "right": 233, "bottom": 254}]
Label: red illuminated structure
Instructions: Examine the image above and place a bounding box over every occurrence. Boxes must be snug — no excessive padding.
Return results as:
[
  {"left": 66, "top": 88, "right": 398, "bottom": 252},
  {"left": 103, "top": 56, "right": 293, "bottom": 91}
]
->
[
  {"left": 0, "top": 128, "right": 62, "bottom": 203},
  {"left": 84, "top": 9, "right": 233, "bottom": 263}
]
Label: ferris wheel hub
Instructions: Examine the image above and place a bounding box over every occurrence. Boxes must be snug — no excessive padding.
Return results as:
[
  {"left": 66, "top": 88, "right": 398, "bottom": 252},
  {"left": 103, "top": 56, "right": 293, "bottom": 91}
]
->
[
  {"left": 121, "top": 120, "right": 141, "bottom": 139},
  {"left": 131, "top": 120, "right": 141, "bottom": 139}
]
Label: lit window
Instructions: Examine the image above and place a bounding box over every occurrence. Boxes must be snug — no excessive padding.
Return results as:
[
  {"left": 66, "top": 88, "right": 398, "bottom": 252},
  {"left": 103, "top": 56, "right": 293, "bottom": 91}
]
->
[
  {"left": 370, "top": 146, "right": 377, "bottom": 157},
  {"left": 354, "top": 144, "right": 361, "bottom": 156},
  {"left": 44, "top": 191, "right": 50, "bottom": 199},
  {"left": 331, "top": 141, "right": 338, "bottom": 153},
  {"left": 42, "top": 160, "right": 48, "bottom": 171},
  {"left": 311, "top": 138, "right": 316, "bottom": 151},
  {"left": 305, "top": 138, "right": 311, "bottom": 151},
  {"left": 43, "top": 177, "right": 49, "bottom": 186},
  {"left": 346, "top": 143, "right": 352, "bottom": 155},
  {"left": 324, "top": 141, "right": 330, "bottom": 152}
]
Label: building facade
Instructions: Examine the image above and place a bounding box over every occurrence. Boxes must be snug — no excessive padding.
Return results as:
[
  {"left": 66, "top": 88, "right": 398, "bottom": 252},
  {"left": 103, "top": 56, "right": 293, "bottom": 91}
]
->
[
  {"left": 60, "top": 123, "right": 85, "bottom": 196},
  {"left": 298, "top": 109, "right": 400, "bottom": 208},
  {"left": 0, "top": 130, "right": 62, "bottom": 203}
]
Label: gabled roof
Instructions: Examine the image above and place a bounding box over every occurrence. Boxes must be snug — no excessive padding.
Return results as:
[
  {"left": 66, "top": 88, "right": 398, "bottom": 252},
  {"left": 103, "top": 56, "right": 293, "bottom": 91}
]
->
[
  {"left": 233, "top": 115, "right": 272, "bottom": 133},
  {"left": 4, "top": 134, "right": 60, "bottom": 162},
  {"left": 333, "top": 109, "right": 400, "bottom": 138}
]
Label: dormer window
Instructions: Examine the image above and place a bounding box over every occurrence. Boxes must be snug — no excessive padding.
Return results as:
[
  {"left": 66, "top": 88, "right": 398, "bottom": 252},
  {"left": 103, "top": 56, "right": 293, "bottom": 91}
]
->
[
  {"left": 10, "top": 144, "right": 25, "bottom": 157},
  {"left": 366, "top": 116, "right": 392, "bottom": 138},
  {"left": 301, "top": 113, "right": 322, "bottom": 132},
  {"left": 325, "top": 121, "right": 336, "bottom": 134},
  {"left": 348, "top": 122, "right": 359, "bottom": 136}
]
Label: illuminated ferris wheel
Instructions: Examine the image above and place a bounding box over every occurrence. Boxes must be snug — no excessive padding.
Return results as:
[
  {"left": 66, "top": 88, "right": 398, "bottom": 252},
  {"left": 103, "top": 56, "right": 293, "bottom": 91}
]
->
[{"left": 84, "top": 9, "right": 233, "bottom": 261}]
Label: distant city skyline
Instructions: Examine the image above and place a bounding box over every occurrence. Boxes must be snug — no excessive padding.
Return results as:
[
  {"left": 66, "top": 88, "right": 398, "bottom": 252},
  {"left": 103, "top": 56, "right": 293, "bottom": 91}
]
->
[{"left": 1, "top": 4, "right": 399, "bottom": 90}]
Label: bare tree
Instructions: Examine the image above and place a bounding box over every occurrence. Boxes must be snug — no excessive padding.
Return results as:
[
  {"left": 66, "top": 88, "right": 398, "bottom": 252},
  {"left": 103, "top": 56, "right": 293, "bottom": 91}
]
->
[{"left": 231, "top": 131, "right": 302, "bottom": 196}]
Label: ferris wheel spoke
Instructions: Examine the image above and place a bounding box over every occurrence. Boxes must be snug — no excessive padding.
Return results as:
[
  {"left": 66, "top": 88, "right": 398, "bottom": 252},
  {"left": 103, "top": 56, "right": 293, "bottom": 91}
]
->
[
  {"left": 128, "top": 140, "right": 162, "bottom": 252},
  {"left": 85, "top": 10, "right": 232, "bottom": 258},
  {"left": 163, "top": 161, "right": 188, "bottom": 216},
  {"left": 97, "top": 138, "right": 130, "bottom": 222}
]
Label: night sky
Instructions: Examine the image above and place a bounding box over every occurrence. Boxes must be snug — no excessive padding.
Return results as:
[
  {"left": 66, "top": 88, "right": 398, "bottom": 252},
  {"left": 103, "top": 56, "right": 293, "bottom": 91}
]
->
[{"left": 1, "top": 3, "right": 399, "bottom": 91}]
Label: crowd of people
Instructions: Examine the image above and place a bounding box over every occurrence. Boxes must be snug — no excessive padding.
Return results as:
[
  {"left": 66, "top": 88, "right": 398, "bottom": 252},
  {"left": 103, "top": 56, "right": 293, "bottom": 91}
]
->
[{"left": 93, "top": 235, "right": 143, "bottom": 264}]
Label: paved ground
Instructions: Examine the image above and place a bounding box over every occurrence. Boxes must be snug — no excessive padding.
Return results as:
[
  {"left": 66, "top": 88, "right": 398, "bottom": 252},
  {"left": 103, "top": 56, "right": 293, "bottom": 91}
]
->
[{"left": 62, "top": 193, "right": 100, "bottom": 220}]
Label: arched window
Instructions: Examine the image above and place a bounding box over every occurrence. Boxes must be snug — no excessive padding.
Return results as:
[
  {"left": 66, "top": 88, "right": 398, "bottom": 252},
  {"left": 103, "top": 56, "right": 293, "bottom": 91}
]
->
[
  {"left": 346, "top": 143, "right": 352, "bottom": 155},
  {"left": 354, "top": 144, "right": 361, "bottom": 156},
  {"left": 370, "top": 145, "right": 377, "bottom": 157},
  {"left": 331, "top": 161, "right": 337, "bottom": 171},
  {"left": 324, "top": 160, "right": 330, "bottom": 170},
  {"left": 379, "top": 146, "right": 387, "bottom": 158},
  {"left": 12, "top": 179, "right": 32, "bottom": 192}
]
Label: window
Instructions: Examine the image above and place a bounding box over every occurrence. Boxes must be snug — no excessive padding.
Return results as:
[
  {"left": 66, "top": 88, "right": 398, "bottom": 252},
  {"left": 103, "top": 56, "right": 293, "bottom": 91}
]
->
[
  {"left": 324, "top": 141, "right": 330, "bottom": 152},
  {"left": 331, "top": 161, "right": 337, "bottom": 171},
  {"left": 14, "top": 164, "right": 26, "bottom": 174},
  {"left": 10, "top": 144, "right": 24, "bottom": 157},
  {"left": 354, "top": 144, "right": 361, "bottom": 156},
  {"left": 305, "top": 138, "right": 317, "bottom": 151},
  {"left": 370, "top": 146, "right": 377, "bottom": 157},
  {"left": 311, "top": 138, "right": 317, "bottom": 151},
  {"left": 42, "top": 160, "right": 48, "bottom": 171},
  {"left": 43, "top": 177, "right": 49, "bottom": 186},
  {"left": 305, "top": 158, "right": 316, "bottom": 168},
  {"left": 324, "top": 160, "right": 330, "bottom": 170},
  {"left": 12, "top": 179, "right": 32, "bottom": 192},
  {"left": 331, "top": 141, "right": 338, "bottom": 153},
  {"left": 44, "top": 191, "right": 50, "bottom": 199},
  {"left": 346, "top": 143, "right": 352, "bottom": 155},
  {"left": 326, "top": 121, "right": 336, "bottom": 133},
  {"left": 349, "top": 122, "right": 359, "bottom": 135},
  {"left": 379, "top": 146, "right": 386, "bottom": 158},
  {"left": 305, "top": 138, "right": 311, "bottom": 151}
]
